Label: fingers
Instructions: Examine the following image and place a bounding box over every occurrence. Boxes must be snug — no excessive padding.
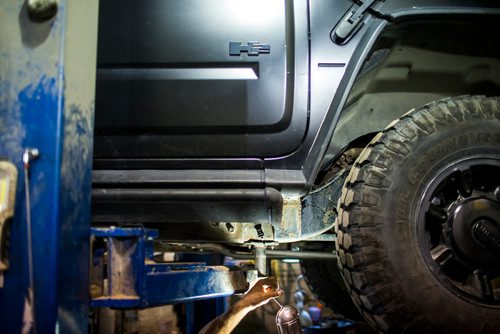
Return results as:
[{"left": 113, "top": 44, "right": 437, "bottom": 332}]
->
[
  {"left": 262, "top": 284, "right": 274, "bottom": 293},
  {"left": 246, "top": 277, "right": 282, "bottom": 300},
  {"left": 267, "top": 288, "right": 283, "bottom": 299},
  {"left": 263, "top": 276, "right": 278, "bottom": 289},
  {"left": 259, "top": 278, "right": 283, "bottom": 299},
  {"left": 254, "top": 277, "right": 279, "bottom": 290},
  {"left": 239, "top": 277, "right": 284, "bottom": 310}
]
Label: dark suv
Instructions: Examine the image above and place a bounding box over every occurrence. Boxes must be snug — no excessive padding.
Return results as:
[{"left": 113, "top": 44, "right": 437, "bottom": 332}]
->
[{"left": 93, "top": 1, "right": 500, "bottom": 332}]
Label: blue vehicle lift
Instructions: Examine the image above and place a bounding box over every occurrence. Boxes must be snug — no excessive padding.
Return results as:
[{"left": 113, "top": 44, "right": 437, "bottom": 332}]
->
[
  {"left": 0, "top": 1, "right": 99, "bottom": 332},
  {"left": 0, "top": 1, "right": 253, "bottom": 332},
  {"left": 90, "top": 227, "right": 252, "bottom": 309}
]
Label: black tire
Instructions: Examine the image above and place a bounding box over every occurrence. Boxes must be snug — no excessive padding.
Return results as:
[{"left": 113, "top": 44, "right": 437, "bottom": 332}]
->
[
  {"left": 301, "top": 243, "right": 362, "bottom": 320},
  {"left": 301, "top": 168, "right": 362, "bottom": 320},
  {"left": 335, "top": 96, "right": 500, "bottom": 333}
]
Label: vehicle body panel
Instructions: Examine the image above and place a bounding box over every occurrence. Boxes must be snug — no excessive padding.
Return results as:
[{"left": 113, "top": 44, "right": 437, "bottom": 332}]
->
[
  {"left": 94, "top": 0, "right": 307, "bottom": 158},
  {"left": 93, "top": 0, "right": 500, "bottom": 223}
]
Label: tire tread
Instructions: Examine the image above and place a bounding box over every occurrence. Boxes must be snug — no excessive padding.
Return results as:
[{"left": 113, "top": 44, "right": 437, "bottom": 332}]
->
[{"left": 336, "top": 96, "right": 500, "bottom": 332}]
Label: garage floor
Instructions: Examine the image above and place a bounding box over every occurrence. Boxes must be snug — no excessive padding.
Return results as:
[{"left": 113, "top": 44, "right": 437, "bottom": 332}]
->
[{"left": 92, "top": 260, "right": 377, "bottom": 333}]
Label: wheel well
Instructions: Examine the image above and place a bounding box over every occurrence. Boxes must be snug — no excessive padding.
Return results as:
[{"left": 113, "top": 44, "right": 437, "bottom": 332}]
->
[{"left": 322, "top": 16, "right": 500, "bottom": 173}]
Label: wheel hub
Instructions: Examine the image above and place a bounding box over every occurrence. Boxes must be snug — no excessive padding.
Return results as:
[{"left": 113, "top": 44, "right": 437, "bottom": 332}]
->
[
  {"left": 451, "top": 198, "right": 500, "bottom": 269},
  {"left": 418, "top": 159, "right": 500, "bottom": 305}
]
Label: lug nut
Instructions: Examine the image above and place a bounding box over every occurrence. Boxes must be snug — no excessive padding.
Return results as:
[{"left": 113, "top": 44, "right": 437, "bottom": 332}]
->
[{"left": 431, "top": 196, "right": 442, "bottom": 206}]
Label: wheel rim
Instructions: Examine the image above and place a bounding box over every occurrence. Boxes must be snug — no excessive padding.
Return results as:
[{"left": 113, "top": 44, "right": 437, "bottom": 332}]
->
[{"left": 418, "top": 157, "right": 500, "bottom": 306}]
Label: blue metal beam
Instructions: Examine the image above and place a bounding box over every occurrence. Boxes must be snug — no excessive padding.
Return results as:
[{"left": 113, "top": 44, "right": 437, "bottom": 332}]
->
[
  {"left": 0, "top": 1, "right": 98, "bottom": 333},
  {"left": 90, "top": 227, "right": 253, "bottom": 308}
]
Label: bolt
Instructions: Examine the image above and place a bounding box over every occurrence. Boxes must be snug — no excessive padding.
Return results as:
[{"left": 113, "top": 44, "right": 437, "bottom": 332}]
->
[
  {"left": 26, "top": 0, "right": 58, "bottom": 22},
  {"left": 23, "top": 148, "right": 39, "bottom": 168},
  {"left": 254, "top": 224, "right": 264, "bottom": 238},
  {"left": 225, "top": 223, "right": 234, "bottom": 233},
  {"left": 472, "top": 219, "right": 500, "bottom": 251},
  {"left": 431, "top": 197, "right": 442, "bottom": 206}
]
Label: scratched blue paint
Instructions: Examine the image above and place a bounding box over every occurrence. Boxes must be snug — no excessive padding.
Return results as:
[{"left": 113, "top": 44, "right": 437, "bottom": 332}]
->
[
  {"left": 90, "top": 228, "right": 247, "bottom": 309},
  {"left": 0, "top": 52, "right": 27, "bottom": 332},
  {"left": 21, "top": 75, "right": 64, "bottom": 334},
  {"left": 57, "top": 102, "right": 94, "bottom": 334},
  {"left": 0, "top": 0, "right": 95, "bottom": 332},
  {"left": 0, "top": 73, "right": 64, "bottom": 332},
  {"left": 0, "top": 75, "right": 62, "bottom": 332}
]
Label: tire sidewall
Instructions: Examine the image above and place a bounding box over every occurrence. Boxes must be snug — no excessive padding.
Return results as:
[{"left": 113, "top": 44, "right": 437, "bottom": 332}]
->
[{"left": 382, "top": 117, "right": 500, "bottom": 332}]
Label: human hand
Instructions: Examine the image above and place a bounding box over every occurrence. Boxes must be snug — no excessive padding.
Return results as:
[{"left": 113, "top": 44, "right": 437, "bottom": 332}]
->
[{"left": 238, "top": 277, "right": 283, "bottom": 310}]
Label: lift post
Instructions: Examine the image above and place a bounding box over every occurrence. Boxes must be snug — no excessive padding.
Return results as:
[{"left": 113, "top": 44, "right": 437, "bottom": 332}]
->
[{"left": 0, "top": 1, "right": 99, "bottom": 332}]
